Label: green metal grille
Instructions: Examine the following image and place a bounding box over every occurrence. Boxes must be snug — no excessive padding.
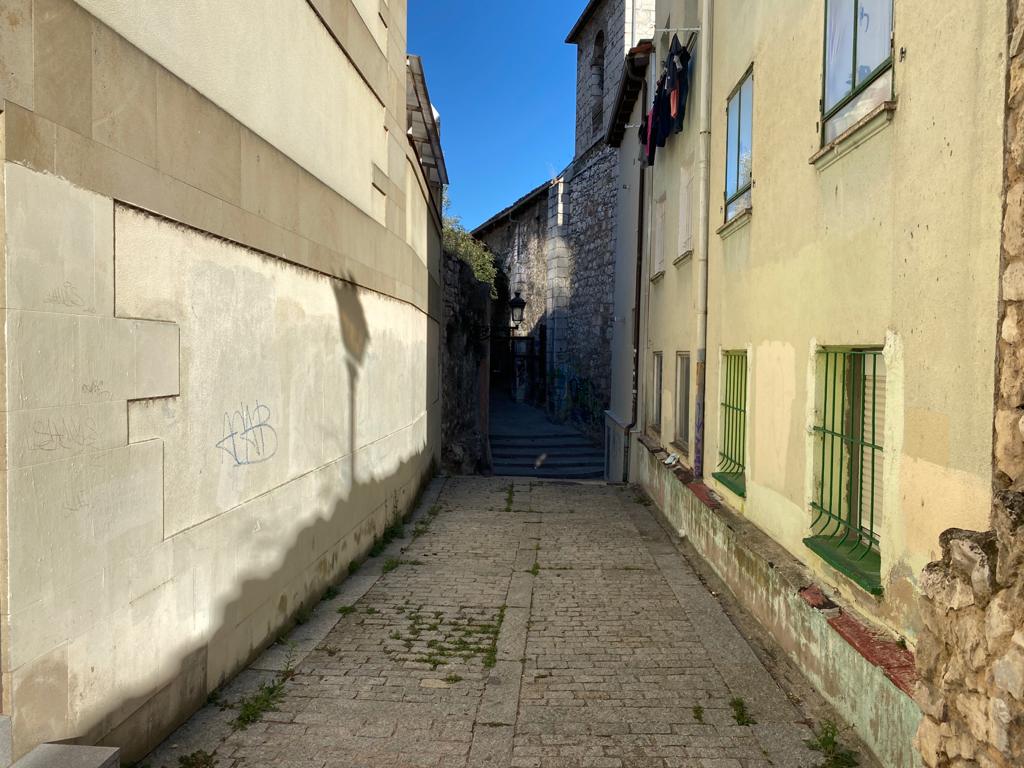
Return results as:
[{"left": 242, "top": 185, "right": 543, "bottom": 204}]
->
[
  {"left": 713, "top": 350, "right": 747, "bottom": 497},
  {"left": 805, "top": 348, "right": 885, "bottom": 594}
]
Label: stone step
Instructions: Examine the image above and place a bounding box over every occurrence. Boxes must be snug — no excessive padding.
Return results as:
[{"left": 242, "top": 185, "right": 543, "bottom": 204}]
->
[
  {"left": 490, "top": 434, "right": 593, "bottom": 444},
  {"left": 489, "top": 454, "right": 602, "bottom": 466},
  {"left": 490, "top": 439, "right": 598, "bottom": 451},
  {"left": 489, "top": 448, "right": 602, "bottom": 460},
  {"left": 491, "top": 465, "right": 605, "bottom": 479},
  {"left": 12, "top": 744, "right": 120, "bottom": 768}
]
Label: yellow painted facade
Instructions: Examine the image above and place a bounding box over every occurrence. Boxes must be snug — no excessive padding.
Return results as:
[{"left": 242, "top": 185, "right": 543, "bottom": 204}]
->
[{"left": 639, "top": 0, "right": 1005, "bottom": 639}]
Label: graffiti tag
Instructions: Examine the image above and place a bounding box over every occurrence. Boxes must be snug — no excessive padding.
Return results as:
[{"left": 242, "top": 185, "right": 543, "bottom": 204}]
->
[
  {"left": 31, "top": 415, "right": 98, "bottom": 452},
  {"left": 216, "top": 401, "right": 278, "bottom": 466},
  {"left": 44, "top": 281, "right": 85, "bottom": 309}
]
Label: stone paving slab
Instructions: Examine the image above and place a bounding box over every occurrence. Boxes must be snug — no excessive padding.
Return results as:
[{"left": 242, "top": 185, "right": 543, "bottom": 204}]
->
[{"left": 144, "top": 477, "right": 822, "bottom": 768}]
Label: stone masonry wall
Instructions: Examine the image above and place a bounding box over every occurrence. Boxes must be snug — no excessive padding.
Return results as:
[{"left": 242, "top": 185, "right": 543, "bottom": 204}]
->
[
  {"left": 574, "top": 0, "right": 627, "bottom": 157},
  {"left": 441, "top": 251, "right": 490, "bottom": 473},
  {"left": 559, "top": 142, "right": 620, "bottom": 437},
  {"left": 914, "top": 4, "right": 1024, "bottom": 766},
  {"left": 476, "top": 189, "right": 551, "bottom": 340}
]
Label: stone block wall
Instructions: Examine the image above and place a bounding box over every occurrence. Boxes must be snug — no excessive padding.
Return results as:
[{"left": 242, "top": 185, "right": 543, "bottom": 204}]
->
[
  {"left": 441, "top": 251, "right": 490, "bottom": 473},
  {"left": 559, "top": 143, "right": 620, "bottom": 437},
  {"left": 476, "top": 187, "right": 551, "bottom": 339},
  {"left": 914, "top": 3, "right": 1024, "bottom": 765},
  {"left": 0, "top": 0, "right": 443, "bottom": 760},
  {"left": 574, "top": 0, "right": 632, "bottom": 157}
]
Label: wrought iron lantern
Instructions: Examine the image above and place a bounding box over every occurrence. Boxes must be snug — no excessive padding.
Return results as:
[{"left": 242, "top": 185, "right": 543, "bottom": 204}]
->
[{"left": 510, "top": 291, "right": 527, "bottom": 328}]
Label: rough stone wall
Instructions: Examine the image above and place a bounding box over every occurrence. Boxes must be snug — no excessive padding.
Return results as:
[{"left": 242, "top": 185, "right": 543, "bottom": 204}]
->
[
  {"left": 546, "top": 179, "right": 573, "bottom": 415},
  {"left": 574, "top": 0, "right": 628, "bottom": 157},
  {"left": 441, "top": 251, "right": 490, "bottom": 473},
  {"left": 559, "top": 142, "right": 620, "bottom": 437},
  {"left": 914, "top": 4, "right": 1024, "bottom": 765},
  {"left": 474, "top": 0, "right": 655, "bottom": 436},
  {"left": 476, "top": 189, "right": 551, "bottom": 338}
]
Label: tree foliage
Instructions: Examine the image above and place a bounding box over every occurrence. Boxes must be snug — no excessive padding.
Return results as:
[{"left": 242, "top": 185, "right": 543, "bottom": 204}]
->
[{"left": 443, "top": 193, "right": 497, "bottom": 292}]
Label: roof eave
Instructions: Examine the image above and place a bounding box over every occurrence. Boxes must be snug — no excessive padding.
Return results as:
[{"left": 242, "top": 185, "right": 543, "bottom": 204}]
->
[
  {"left": 606, "top": 41, "right": 654, "bottom": 148},
  {"left": 471, "top": 180, "right": 553, "bottom": 237},
  {"left": 565, "top": 0, "right": 602, "bottom": 43}
]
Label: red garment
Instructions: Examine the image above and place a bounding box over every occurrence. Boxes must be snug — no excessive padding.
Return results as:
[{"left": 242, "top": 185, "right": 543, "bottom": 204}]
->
[{"left": 670, "top": 88, "right": 679, "bottom": 119}]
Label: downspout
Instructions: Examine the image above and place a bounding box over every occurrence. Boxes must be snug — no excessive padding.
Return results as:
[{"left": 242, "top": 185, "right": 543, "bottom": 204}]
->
[
  {"left": 693, "top": 0, "right": 714, "bottom": 479},
  {"left": 624, "top": 145, "right": 647, "bottom": 482}
]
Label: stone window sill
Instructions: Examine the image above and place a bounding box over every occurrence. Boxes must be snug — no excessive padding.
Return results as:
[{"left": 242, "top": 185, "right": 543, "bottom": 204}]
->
[
  {"left": 638, "top": 433, "right": 663, "bottom": 453},
  {"left": 673, "top": 250, "right": 693, "bottom": 267},
  {"left": 716, "top": 208, "right": 752, "bottom": 240},
  {"left": 650, "top": 269, "right": 666, "bottom": 283},
  {"left": 810, "top": 101, "right": 897, "bottom": 170},
  {"left": 669, "top": 441, "right": 691, "bottom": 462}
]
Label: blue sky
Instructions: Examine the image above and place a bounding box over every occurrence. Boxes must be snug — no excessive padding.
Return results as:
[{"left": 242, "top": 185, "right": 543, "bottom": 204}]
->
[{"left": 408, "top": 1, "right": 588, "bottom": 230}]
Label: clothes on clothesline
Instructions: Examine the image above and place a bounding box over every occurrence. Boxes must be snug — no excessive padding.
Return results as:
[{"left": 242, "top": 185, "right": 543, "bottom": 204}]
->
[{"left": 640, "top": 34, "right": 692, "bottom": 166}]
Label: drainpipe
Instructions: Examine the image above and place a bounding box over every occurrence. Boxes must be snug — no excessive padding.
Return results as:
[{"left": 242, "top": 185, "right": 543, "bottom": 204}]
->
[
  {"left": 623, "top": 157, "right": 647, "bottom": 482},
  {"left": 693, "top": 0, "right": 714, "bottom": 479}
]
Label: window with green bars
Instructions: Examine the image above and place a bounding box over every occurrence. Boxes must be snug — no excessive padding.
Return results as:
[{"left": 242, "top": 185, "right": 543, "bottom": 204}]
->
[
  {"left": 713, "top": 350, "right": 747, "bottom": 498},
  {"left": 805, "top": 348, "right": 886, "bottom": 595}
]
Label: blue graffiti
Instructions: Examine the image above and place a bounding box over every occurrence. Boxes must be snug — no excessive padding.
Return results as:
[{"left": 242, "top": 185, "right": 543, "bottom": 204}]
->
[{"left": 216, "top": 401, "right": 278, "bottom": 466}]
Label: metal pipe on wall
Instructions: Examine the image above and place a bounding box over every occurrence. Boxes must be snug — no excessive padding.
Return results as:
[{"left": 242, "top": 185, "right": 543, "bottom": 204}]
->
[{"left": 693, "top": 0, "right": 714, "bottom": 479}]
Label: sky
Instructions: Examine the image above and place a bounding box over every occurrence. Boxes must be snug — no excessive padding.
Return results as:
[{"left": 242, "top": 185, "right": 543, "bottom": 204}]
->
[{"left": 408, "top": 1, "right": 589, "bottom": 231}]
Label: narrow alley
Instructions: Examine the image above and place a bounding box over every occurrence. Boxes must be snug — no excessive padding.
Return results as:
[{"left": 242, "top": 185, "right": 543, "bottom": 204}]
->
[{"left": 146, "top": 477, "right": 831, "bottom": 768}]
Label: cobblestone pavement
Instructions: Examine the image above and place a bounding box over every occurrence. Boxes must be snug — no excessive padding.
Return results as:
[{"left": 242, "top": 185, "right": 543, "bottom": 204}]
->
[{"left": 146, "top": 477, "right": 822, "bottom": 768}]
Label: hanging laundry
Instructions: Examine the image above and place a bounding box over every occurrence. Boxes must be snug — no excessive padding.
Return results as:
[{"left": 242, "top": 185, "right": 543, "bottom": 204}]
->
[
  {"left": 654, "top": 74, "right": 672, "bottom": 148},
  {"left": 665, "top": 34, "right": 692, "bottom": 134},
  {"left": 638, "top": 109, "right": 650, "bottom": 163},
  {"left": 645, "top": 106, "right": 657, "bottom": 165}
]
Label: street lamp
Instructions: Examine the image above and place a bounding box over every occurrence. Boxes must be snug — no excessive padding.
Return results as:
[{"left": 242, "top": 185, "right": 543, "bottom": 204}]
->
[{"left": 510, "top": 291, "right": 527, "bottom": 328}]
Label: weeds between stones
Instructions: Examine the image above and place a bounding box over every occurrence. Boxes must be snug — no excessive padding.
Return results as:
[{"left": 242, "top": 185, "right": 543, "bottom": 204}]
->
[
  {"left": 505, "top": 484, "right": 514, "bottom": 513},
  {"left": 178, "top": 751, "right": 217, "bottom": 768},
  {"left": 729, "top": 697, "right": 756, "bottom": 726},
  {"left": 337, "top": 605, "right": 356, "bottom": 616},
  {"left": 370, "top": 519, "right": 405, "bottom": 557},
  {"left": 805, "top": 721, "right": 860, "bottom": 768},
  {"left": 232, "top": 649, "right": 295, "bottom": 731},
  {"left": 692, "top": 705, "right": 705, "bottom": 723},
  {"left": 384, "top": 605, "right": 506, "bottom": 670},
  {"left": 322, "top": 585, "right": 339, "bottom": 600},
  {"left": 383, "top": 558, "right": 424, "bottom": 574},
  {"left": 413, "top": 504, "right": 442, "bottom": 539}
]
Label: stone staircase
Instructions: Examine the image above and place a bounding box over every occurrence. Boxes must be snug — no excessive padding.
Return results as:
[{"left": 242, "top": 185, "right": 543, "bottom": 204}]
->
[{"left": 490, "top": 431, "right": 605, "bottom": 479}]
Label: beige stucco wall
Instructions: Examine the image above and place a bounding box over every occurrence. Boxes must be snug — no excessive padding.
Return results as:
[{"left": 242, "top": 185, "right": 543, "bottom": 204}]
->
[
  {"left": 0, "top": 0, "right": 443, "bottom": 759},
  {"left": 640, "top": 0, "right": 1004, "bottom": 638}
]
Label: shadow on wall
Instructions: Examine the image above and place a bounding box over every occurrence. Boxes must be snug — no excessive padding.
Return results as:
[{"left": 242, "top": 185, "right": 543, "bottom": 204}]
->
[
  {"left": 334, "top": 278, "right": 370, "bottom": 483},
  {"left": 66, "top": 270, "right": 438, "bottom": 762}
]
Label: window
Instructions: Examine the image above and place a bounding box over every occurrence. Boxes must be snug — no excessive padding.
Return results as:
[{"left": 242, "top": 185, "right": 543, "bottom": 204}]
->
[
  {"left": 591, "top": 31, "right": 606, "bottom": 137},
  {"left": 806, "top": 348, "right": 886, "bottom": 595},
  {"left": 725, "top": 71, "right": 753, "bottom": 221},
  {"left": 713, "top": 350, "right": 747, "bottom": 497},
  {"left": 648, "top": 352, "right": 663, "bottom": 433},
  {"left": 653, "top": 196, "right": 666, "bottom": 275},
  {"left": 823, "top": 0, "right": 893, "bottom": 144},
  {"left": 675, "top": 353, "right": 691, "bottom": 453},
  {"left": 678, "top": 167, "right": 693, "bottom": 258}
]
